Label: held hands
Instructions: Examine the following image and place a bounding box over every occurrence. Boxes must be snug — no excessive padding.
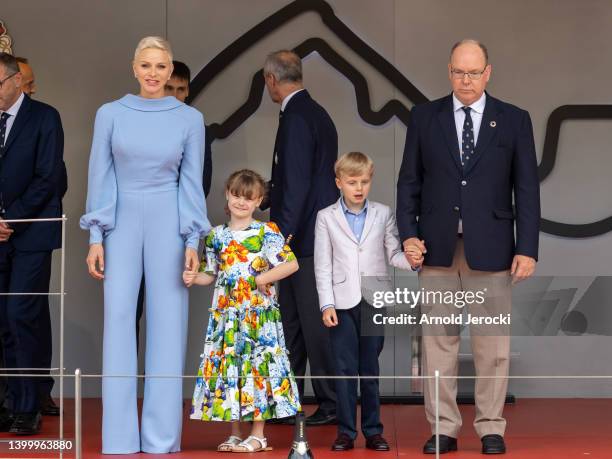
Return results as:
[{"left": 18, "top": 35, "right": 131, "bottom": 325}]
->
[
  {"left": 183, "top": 247, "right": 200, "bottom": 288},
  {"left": 322, "top": 308, "right": 338, "bottom": 327},
  {"left": 403, "top": 237, "right": 426, "bottom": 269},
  {"left": 0, "top": 220, "right": 14, "bottom": 242},
  {"left": 86, "top": 243, "right": 105, "bottom": 280},
  {"left": 510, "top": 255, "right": 536, "bottom": 284}
]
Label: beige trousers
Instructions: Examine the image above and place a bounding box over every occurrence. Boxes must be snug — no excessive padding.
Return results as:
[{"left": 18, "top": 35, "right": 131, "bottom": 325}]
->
[{"left": 419, "top": 238, "right": 511, "bottom": 438}]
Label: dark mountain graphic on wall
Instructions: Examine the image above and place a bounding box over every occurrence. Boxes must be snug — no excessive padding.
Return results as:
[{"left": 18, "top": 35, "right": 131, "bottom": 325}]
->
[{"left": 187, "top": 0, "right": 612, "bottom": 239}]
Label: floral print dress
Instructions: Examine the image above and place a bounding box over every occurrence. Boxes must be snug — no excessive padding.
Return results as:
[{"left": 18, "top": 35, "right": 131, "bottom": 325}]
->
[{"left": 190, "top": 220, "right": 301, "bottom": 422}]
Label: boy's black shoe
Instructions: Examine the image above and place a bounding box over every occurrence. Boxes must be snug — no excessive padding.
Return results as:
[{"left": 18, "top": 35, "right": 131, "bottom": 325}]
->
[{"left": 366, "top": 434, "right": 390, "bottom": 451}]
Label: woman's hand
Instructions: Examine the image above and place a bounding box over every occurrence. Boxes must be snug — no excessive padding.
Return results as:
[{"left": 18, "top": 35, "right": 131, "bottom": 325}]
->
[
  {"left": 184, "top": 247, "right": 199, "bottom": 272},
  {"left": 86, "top": 243, "right": 105, "bottom": 280},
  {"left": 183, "top": 270, "right": 198, "bottom": 287}
]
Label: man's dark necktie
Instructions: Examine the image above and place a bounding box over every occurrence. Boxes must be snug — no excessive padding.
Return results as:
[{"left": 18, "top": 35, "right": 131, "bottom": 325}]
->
[
  {"left": 0, "top": 112, "right": 10, "bottom": 148},
  {"left": 461, "top": 106, "right": 474, "bottom": 169}
]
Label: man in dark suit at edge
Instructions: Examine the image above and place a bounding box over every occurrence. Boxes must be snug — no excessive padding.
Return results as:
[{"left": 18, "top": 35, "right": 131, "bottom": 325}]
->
[
  {"left": 261, "top": 50, "right": 338, "bottom": 426},
  {"left": 397, "top": 40, "right": 540, "bottom": 454},
  {"left": 0, "top": 52, "right": 65, "bottom": 435}
]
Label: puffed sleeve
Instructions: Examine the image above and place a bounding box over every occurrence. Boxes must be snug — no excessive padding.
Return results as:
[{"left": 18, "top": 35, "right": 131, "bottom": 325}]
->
[
  {"left": 179, "top": 111, "right": 211, "bottom": 249},
  {"left": 79, "top": 105, "right": 117, "bottom": 244},
  {"left": 199, "top": 228, "right": 218, "bottom": 275},
  {"left": 262, "top": 222, "right": 296, "bottom": 268}
]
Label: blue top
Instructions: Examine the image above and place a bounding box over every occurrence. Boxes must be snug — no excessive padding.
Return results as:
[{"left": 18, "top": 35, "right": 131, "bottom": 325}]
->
[
  {"left": 340, "top": 197, "right": 368, "bottom": 242},
  {"left": 80, "top": 94, "right": 210, "bottom": 249}
]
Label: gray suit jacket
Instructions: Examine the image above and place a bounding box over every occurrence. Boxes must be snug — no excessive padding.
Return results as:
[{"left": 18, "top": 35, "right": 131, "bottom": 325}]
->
[{"left": 314, "top": 199, "right": 411, "bottom": 310}]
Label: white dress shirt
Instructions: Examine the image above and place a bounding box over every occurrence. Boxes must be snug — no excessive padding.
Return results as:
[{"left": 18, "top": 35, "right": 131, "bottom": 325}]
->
[
  {"left": 280, "top": 88, "right": 305, "bottom": 112},
  {"left": 452, "top": 91, "right": 486, "bottom": 233},
  {"left": 0, "top": 92, "right": 25, "bottom": 146}
]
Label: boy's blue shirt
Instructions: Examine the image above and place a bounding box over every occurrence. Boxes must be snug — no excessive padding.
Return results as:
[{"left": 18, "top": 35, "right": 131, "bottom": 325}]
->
[{"left": 321, "top": 197, "right": 369, "bottom": 311}]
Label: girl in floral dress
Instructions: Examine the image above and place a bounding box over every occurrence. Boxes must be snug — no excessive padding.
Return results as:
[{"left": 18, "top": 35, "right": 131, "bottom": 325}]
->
[{"left": 183, "top": 169, "right": 301, "bottom": 453}]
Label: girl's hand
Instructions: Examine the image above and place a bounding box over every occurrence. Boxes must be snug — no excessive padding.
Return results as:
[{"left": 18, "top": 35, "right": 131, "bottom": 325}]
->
[
  {"left": 184, "top": 247, "right": 199, "bottom": 272},
  {"left": 86, "top": 243, "right": 105, "bottom": 280},
  {"left": 183, "top": 270, "right": 198, "bottom": 287},
  {"left": 322, "top": 308, "right": 338, "bottom": 327}
]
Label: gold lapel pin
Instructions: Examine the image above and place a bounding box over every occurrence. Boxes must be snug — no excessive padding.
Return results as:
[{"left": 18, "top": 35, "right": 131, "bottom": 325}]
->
[{"left": 490, "top": 121, "right": 497, "bottom": 127}]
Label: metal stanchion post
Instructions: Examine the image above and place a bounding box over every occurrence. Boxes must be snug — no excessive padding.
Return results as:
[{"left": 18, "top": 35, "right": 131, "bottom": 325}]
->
[
  {"left": 59, "top": 215, "right": 66, "bottom": 441},
  {"left": 74, "top": 369, "right": 81, "bottom": 459},
  {"left": 435, "top": 370, "right": 440, "bottom": 459}
]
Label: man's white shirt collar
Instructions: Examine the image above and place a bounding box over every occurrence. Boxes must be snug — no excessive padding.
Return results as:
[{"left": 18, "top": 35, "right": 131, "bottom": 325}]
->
[
  {"left": 453, "top": 91, "right": 486, "bottom": 114},
  {"left": 2, "top": 92, "right": 25, "bottom": 118},
  {"left": 281, "top": 88, "right": 305, "bottom": 112}
]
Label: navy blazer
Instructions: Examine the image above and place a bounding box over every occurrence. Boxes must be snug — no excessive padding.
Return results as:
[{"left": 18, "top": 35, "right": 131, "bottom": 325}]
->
[
  {"left": 0, "top": 94, "right": 65, "bottom": 252},
  {"left": 396, "top": 93, "right": 540, "bottom": 271},
  {"left": 268, "top": 90, "right": 339, "bottom": 258}
]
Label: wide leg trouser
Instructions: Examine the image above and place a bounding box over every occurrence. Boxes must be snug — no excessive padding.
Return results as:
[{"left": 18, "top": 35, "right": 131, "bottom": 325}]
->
[{"left": 102, "top": 189, "right": 188, "bottom": 454}]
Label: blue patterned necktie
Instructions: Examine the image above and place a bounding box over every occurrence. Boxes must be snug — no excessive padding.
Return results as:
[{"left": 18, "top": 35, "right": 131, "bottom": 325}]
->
[
  {"left": 461, "top": 106, "right": 474, "bottom": 168},
  {"left": 0, "top": 112, "right": 9, "bottom": 148}
]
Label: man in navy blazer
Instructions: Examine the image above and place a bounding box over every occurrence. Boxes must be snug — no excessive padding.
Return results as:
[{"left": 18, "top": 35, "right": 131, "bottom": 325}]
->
[
  {"left": 397, "top": 40, "right": 540, "bottom": 455},
  {"left": 0, "top": 52, "right": 65, "bottom": 435},
  {"left": 261, "top": 50, "right": 338, "bottom": 425}
]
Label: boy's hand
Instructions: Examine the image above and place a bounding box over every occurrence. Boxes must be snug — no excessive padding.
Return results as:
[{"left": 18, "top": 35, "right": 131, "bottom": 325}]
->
[
  {"left": 183, "top": 270, "right": 198, "bottom": 287},
  {"left": 403, "top": 237, "right": 426, "bottom": 269},
  {"left": 322, "top": 308, "right": 338, "bottom": 327}
]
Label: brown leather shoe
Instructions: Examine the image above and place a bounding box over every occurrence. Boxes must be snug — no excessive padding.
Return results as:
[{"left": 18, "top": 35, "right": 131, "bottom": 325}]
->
[
  {"left": 331, "top": 433, "right": 354, "bottom": 451},
  {"left": 366, "top": 434, "right": 390, "bottom": 451}
]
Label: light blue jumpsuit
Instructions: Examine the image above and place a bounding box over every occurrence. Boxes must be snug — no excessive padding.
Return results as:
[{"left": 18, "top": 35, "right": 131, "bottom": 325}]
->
[{"left": 80, "top": 94, "right": 210, "bottom": 454}]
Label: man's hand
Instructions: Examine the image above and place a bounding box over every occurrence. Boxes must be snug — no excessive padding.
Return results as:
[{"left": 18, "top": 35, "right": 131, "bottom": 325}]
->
[
  {"left": 184, "top": 247, "right": 199, "bottom": 273},
  {"left": 0, "top": 220, "right": 13, "bottom": 242},
  {"left": 86, "top": 243, "right": 105, "bottom": 280},
  {"left": 322, "top": 308, "right": 338, "bottom": 327},
  {"left": 510, "top": 255, "right": 536, "bottom": 284},
  {"left": 403, "top": 237, "right": 426, "bottom": 269}
]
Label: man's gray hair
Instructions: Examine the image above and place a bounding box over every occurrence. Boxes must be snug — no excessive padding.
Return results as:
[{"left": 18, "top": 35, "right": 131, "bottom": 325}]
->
[
  {"left": 0, "top": 52, "right": 19, "bottom": 74},
  {"left": 263, "top": 50, "right": 302, "bottom": 83},
  {"left": 450, "top": 39, "right": 489, "bottom": 65}
]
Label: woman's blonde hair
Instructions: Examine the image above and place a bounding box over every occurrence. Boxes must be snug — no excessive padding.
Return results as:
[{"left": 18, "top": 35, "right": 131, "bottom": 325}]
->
[
  {"left": 225, "top": 169, "right": 267, "bottom": 201},
  {"left": 334, "top": 152, "right": 374, "bottom": 178},
  {"left": 133, "top": 36, "right": 173, "bottom": 61}
]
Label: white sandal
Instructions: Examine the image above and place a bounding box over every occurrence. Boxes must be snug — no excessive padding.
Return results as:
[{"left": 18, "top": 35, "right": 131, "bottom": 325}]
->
[
  {"left": 232, "top": 435, "right": 273, "bottom": 453},
  {"left": 217, "top": 435, "right": 243, "bottom": 452}
]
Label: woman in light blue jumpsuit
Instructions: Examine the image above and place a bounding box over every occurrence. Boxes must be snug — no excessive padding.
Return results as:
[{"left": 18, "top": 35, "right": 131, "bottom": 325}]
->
[{"left": 80, "top": 37, "right": 210, "bottom": 454}]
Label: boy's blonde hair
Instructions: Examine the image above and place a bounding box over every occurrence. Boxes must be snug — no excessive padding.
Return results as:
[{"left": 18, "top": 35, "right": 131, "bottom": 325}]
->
[
  {"left": 225, "top": 169, "right": 267, "bottom": 200},
  {"left": 334, "top": 152, "right": 374, "bottom": 178}
]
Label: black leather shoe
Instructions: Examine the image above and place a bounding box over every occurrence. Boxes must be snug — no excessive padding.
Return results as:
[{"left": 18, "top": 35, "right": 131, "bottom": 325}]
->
[
  {"left": 366, "top": 434, "right": 390, "bottom": 451},
  {"left": 423, "top": 435, "right": 457, "bottom": 454},
  {"left": 266, "top": 415, "right": 295, "bottom": 425},
  {"left": 0, "top": 407, "right": 15, "bottom": 432},
  {"left": 40, "top": 396, "right": 60, "bottom": 416},
  {"left": 331, "top": 433, "right": 354, "bottom": 451},
  {"left": 481, "top": 434, "right": 506, "bottom": 454},
  {"left": 306, "top": 409, "right": 337, "bottom": 426},
  {"left": 9, "top": 412, "right": 42, "bottom": 435}
]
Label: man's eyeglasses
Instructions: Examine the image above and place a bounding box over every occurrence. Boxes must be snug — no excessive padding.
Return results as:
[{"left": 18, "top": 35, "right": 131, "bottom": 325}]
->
[
  {"left": 0, "top": 72, "right": 17, "bottom": 89},
  {"left": 450, "top": 67, "right": 487, "bottom": 80}
]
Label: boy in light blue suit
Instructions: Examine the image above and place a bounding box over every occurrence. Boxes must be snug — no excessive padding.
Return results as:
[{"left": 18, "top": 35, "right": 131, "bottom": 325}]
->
[{"left": 314, "top": 152, "right": 411, "bottom": 451}]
